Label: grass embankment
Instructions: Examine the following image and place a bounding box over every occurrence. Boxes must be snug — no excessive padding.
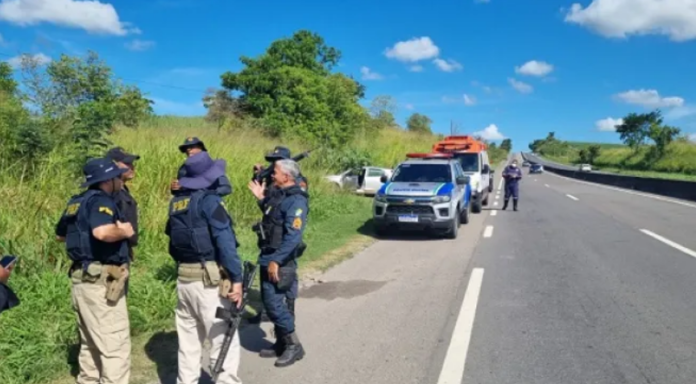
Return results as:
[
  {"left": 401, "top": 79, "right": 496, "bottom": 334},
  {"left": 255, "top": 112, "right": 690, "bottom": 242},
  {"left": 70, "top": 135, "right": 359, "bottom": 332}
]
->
[
  {"left": 0, "top": 116, "right": 439, "bottom": 384},
  {"left": 544, "top": 141, "right": 696, "bottom": 182}
]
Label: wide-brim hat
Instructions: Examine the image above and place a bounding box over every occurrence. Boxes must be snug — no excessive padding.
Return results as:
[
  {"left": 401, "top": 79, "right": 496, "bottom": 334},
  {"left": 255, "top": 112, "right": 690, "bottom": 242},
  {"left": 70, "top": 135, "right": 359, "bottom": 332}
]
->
[
  {"left": 179, "top": 136, "right": 207, "bottom": 153},
  {"left": 264, "top": 146, "right": 291, "bottom": 162},
  {"left": 178, "top": 152, "right": 226, "bottom": 190},
  {"left": 81, "top": 158, "right": 128, "bottom": 188}
]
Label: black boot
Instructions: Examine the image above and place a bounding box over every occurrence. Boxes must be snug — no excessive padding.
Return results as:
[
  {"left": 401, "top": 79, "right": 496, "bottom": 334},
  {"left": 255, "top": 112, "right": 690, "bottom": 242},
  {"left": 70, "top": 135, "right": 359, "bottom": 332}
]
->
[
  {"left": 275, "top": 332, "right": 305, "bottom": 367},
  {"left": 259, "top": 328, "right": 285, "bottom": 358},
  {"left": 513, "top": 199, "right": 518, "bottom": 211},
  {"left": 502, "top": 199, "right": 508, "bottom": 210}
]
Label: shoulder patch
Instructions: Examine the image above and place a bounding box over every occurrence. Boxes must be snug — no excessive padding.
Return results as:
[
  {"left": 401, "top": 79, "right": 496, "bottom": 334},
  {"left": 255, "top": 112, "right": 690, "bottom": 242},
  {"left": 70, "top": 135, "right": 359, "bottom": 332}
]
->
[
  {"left": 65, "top": 202, "right": 80, "bottom": 216},
  {"left": 172, "top": 197, "right": 190, "bottom": 213},
  {"left": 292, "top": 217, "right": 303, "bottom": 230},
  {"left": 99, "top": 206, "right": 113, "bottom": 216}
]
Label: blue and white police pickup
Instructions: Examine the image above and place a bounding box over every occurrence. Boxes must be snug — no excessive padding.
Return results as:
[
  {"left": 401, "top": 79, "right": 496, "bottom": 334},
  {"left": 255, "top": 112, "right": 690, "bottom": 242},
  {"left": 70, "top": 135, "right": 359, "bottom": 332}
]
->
[{"left": 372, "top": 157, "right": 472, "bottom": 239}]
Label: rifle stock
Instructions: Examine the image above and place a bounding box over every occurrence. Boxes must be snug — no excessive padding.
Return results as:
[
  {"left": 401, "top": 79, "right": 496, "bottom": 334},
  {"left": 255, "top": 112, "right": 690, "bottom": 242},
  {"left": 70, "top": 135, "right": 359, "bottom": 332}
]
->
[{"left": 210, "top": 261, "right": 257, "bottom": 382}]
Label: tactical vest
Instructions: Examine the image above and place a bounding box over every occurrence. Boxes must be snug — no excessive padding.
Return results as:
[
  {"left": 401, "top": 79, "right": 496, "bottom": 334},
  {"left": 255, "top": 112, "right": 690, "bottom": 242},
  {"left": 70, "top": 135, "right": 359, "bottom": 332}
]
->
[
  {"left": 167, "top": 190, "right": 218, "bottom": 264},
  {"left": 63, "top": 189, "right": 129, "bottom": 270},
  {"left": 259, "top": 186, "right": 309, "bottom": 252}
]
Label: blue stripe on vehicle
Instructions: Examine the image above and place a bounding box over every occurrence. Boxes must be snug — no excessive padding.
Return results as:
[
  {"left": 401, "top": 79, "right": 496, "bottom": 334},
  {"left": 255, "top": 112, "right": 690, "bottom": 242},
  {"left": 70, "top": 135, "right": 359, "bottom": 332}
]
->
[
  {"left": 436, "top": 183, "right": 455, "bottom": 196},
  {"left": 378, "top": 182, "right": 390, "bottom": 195}
]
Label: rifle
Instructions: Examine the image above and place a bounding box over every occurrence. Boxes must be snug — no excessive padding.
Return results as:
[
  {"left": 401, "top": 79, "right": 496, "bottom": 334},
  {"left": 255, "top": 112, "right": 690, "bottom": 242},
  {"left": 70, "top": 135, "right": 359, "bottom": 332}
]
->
[
  {"left": 210, "top": 261, "right": 257, "bottom": 382},
  {"left": 252, "top": 149, "right": 314, "bottom": 184}
]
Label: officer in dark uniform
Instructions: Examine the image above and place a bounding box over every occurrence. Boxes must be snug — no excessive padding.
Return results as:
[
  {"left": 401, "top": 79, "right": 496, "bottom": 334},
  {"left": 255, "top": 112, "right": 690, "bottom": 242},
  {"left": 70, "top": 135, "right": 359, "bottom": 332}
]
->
[
  {"left": 164, "top": 150, "right": 243, "bottom": 384},
  {"left": 171, "top": 136, "right": 232, "bottom": 197},
  {"left": 55, "top": 157, "right": 134, "bottom": 384},
  {"left": 105, "top": 147, "right": 140, "bottom": 260},
  {"left": 502, "top": 159, "right": 523, "bottom": 211},
  {"left": 249, "top": 146, "right": 308, "bottom": 325},
  {"left": 248, "top": 158, "right": 308, "bottom": 367},
  {"left": 0, "top": 258, "right": 19, "bottom": 316}
]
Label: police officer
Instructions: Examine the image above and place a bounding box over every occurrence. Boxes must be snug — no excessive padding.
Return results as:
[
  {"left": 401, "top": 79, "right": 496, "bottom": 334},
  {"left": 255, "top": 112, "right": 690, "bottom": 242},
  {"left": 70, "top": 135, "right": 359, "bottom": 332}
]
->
[
  {"left": 105, "top": 147, "right": 140, "bottom": 260},
  {"left": 248, "top": 158, "right": 308, "bottom": 367},
  {"left": 502, "top": 159, "right": 523, "bottom": 211},
  {"left": 249, "top": 146, "right": 307, "bottom": 326},
  {"left": 171, "top": 136, "right": 232, "bottom": 197},
  {"left": 164, "top": 151, "right": 244, "bottom": 384},
  {"left": 54, "top": 158, "right": 135, "bottom": 384},
  {"left": 0, "top": 258, "right": 19, "bottom": 316}
]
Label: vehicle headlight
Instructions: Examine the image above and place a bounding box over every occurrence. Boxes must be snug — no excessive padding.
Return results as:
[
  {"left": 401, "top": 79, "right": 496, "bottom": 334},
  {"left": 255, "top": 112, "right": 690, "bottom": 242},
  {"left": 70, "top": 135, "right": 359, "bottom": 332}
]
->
[
  {"left": 375, "top": 194, "right": 387, "bottom": 203},
  {"left": 432, "top": 195, "right": 451, "bottom": 203}
]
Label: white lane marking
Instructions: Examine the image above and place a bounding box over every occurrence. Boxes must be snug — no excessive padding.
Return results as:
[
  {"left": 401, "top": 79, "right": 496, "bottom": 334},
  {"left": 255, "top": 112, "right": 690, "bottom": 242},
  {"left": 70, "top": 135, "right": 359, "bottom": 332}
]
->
[
  {"left": 491, "top": 210, "right": 497, "bottom": 216},
  {"left": 534, "top": 179, "right": 538, "bottom": 182},
  {"left": 640, "top": 229, "right": 696, "bottom": 259},
  {"left": 436, "top": 268, "right": 484, "bottom": 384},
  {"left": 497, "top": 177, "right": 503, "bottom": 191},
  {"left": 566, "top": 194, "right": 579, "bottom": 201},
  {"left": 493, "top": 201, "right": 498, "bottom": 206},
  {"left": 483, "top": 225, "right": 494, "bottom": 238},
  {"left": 544, "top": 171, "right": 696, "bottom": 209},
  {"left": 495, "top": 194, "right": 499, "bottom": 200},
  {"left": 544, "top": 184, "right": 550, "bottom": 188}
]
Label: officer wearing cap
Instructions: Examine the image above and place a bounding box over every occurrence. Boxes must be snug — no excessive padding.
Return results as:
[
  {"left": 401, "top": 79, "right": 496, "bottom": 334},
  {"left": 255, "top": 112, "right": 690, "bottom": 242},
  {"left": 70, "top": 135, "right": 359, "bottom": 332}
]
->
[
  {"left": 248, "top": 158, "right": 308, "bottom": 367},
  {"left": 171, "top": 136, "right": 232, "bottom": 197},
  {"left": 502, "top": 159, "right": 523, "bottom": 211},
  {"left": 54, "top": 157, "right": 135, "bottom": 384},
  {"left": 164, "top": 151, "right": 244, "bottom": 384},
  {"left": 105, "top": 147, "right": 140, "bottom": 260},
  {"left": 249, "top": 146, "right": 308, "bottom": 327}
]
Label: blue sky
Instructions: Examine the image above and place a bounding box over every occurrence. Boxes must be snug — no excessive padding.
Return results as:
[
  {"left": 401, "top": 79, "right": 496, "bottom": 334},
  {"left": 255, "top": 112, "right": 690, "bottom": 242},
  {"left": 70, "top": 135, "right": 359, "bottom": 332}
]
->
[{"left": 1, "top": 0, "right": 695, "bottom": 151}]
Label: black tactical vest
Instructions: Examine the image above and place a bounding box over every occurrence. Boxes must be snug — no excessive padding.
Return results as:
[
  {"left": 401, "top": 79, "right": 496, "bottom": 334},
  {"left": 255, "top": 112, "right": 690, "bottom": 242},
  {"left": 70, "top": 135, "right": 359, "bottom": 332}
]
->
[
  {"left": 63, "top": 189, "right": 129, "bottom": 269},
  {"left": 259, "top": 186, "right": 309, "bottom": 252},
  {"left": 167, "top": 190, "right": 217, "bottom": 264}
]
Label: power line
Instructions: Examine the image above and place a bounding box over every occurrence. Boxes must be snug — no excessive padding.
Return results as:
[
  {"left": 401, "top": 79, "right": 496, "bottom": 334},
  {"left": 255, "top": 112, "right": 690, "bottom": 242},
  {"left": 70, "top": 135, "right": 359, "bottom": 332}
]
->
[{"left": 0, "top": 50, "right": 213, "bottom": 94}]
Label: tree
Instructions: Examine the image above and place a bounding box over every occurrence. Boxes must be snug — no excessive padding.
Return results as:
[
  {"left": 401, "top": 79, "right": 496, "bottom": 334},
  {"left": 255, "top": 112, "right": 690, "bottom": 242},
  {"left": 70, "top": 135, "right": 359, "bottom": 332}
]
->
[
  {"left": 615, "top": 112, "right": 651, "bottom": 151},
  {"left": 406, "top": 113, "right": 432, "bottom": 134},
  {"left": 0, "top": 62, "right": 18, "bottom": 95},
  {"left": 579, "top": 145, "right": 601, "bottom": 164},
  {"left": 369, "top": 95, "right": 397, "bottom": 127},
  {"left": 500, "top": 138, "right": 512, "bottom": 152},
  {"left": 220, "top": 30, "right": 367, "bottom": 147}
]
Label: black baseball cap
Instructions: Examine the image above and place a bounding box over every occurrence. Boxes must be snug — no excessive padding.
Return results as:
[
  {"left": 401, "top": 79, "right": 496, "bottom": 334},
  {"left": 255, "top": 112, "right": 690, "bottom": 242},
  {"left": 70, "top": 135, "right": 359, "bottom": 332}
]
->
[{"left": 105, "top": 147, "right": 140, "bottom": 164}]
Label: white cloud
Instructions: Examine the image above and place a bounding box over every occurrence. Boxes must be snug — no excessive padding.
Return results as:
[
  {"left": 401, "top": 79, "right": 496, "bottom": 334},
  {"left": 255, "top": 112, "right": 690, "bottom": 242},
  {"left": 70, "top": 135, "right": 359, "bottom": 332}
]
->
[
  {"left": 409, "top": 65, "right": 423, "bottom": 72},
  {"left": 665, "top": 105, "right": 696, "bottom": 120},
  {"left": 360, "top": 66, "right": 383, "bottom": 80},
  {"left": 508, "top": 77, "right": 533, "bottom": 94},
  {"left": 384, "top": 37, "right": 440, "bottom": 62},
  {"left": 564, "top": 0, "right": 696, "bottom": 42},
  {"left": 0, "top": 0, "right": 138, "bottom": 36},
  {"left": 614, "top": 89, "right": 684, "bottom": 108},
  {"left": 125, "top": 39, "right": 155, "bottom": 51},
  {"left": 464, "top": 94, "right": 476, "bottom": 106},
  {"left": 433, "top": 58, "right": 462, "bottom": 72},
  {"left": 6, "top": 52, "right": 51, "bottom": 68},
  {"left": 474, "top": 124, "right": 506, "bottom": 140},
  {"left": 515, "top": 60, "right": 554, "bottom": 77},
  {"left": 596, "top": 117, "right": 624, "bottom": 131},
  {"left": 405, "top": 103, "right": 414, "bottom": 110}
]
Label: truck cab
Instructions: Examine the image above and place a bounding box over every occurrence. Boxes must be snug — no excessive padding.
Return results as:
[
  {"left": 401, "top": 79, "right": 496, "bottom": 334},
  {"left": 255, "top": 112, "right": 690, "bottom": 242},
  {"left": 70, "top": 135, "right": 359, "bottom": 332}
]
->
[{"left": 429, "top": 136, "right": 493, "bottom": 213}]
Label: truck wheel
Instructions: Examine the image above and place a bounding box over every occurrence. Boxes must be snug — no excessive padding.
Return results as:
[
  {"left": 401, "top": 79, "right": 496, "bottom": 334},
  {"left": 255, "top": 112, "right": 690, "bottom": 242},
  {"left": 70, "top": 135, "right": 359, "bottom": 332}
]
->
[
  {"left": 488, "top": 179, "right": 493, "bottom": 193},
  {"left": 460, "top": 202, "right": 470, "bottom": 224},
  {"left": 472, "top": 196, "right": 483, "bottom": 213},
  {"left": 482, "top": 191, "right": 489, "bottom": 207},
  {"left": 445, "top": 212, "right": 460, "bottom": 239}
]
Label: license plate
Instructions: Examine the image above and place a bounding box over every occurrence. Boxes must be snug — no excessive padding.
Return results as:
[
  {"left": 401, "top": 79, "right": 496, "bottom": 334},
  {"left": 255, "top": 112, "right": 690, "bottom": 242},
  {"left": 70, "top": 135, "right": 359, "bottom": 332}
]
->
[{"left": 398, "top": 215, "right": 419, "bottom": 223}]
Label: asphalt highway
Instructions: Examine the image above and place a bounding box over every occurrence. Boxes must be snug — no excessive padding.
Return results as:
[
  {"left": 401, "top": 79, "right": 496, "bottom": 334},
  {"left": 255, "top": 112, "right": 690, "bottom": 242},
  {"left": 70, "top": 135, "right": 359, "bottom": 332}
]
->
[{"left": 204, "top": 156, "right": 696, "bottom": 384}]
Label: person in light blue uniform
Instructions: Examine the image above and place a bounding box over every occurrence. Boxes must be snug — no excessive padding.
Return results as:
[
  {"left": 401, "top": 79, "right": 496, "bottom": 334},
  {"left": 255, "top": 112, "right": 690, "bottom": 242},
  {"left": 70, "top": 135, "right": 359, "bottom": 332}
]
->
[{"left": 502, "top": 159, "right": 522, "bottom": 211}]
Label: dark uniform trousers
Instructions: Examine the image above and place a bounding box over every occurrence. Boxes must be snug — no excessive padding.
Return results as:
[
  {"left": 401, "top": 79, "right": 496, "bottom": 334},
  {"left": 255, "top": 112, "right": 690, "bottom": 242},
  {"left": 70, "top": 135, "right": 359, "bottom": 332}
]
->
[{"left": 260, "top": 258, "right": 298, "bottom": 336}]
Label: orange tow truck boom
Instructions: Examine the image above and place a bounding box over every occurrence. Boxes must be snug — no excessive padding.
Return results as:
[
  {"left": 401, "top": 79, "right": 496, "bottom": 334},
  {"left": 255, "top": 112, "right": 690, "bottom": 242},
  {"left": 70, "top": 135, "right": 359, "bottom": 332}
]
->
[{"left": 431, "top": 135, "right": 487, "bottom": 153}]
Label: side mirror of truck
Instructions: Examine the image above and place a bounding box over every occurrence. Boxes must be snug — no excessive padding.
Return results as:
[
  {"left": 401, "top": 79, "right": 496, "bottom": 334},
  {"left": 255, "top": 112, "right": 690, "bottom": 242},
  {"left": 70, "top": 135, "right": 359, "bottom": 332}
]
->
[
  {"left": 482, "top": 164, "right": 491, "bottom": 174},
  {"left": 456, "top": 176, "right": 470, "bottom": 185},
  {"left": 380, "top": 175, "right": 388, "bottom": 183}
]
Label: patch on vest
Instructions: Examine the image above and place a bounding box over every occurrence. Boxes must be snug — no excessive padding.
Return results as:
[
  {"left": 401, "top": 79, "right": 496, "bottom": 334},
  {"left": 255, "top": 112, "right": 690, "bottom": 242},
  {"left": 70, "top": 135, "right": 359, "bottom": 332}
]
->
[
  {"left": 294, "top": 208, "right": 303, "bottom": 216},
  {"left": 172, "top": 198, "right": 190, "bottom": 213},
  {"left": 99, "top": 206, "right": 113, "bottom": 216},
  {"left": 66, "top": 202, "right": 80, "bottom": 216},
  {"left": 292, "top": 217, "right": 302, "bottom": 229}
]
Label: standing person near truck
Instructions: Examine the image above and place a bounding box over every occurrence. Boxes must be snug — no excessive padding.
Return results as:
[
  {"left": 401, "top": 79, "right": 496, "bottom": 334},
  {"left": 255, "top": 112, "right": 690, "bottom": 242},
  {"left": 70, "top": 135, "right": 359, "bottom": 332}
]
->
[{"left": 502, "top": 159, "right": 522, "bottom": 211}]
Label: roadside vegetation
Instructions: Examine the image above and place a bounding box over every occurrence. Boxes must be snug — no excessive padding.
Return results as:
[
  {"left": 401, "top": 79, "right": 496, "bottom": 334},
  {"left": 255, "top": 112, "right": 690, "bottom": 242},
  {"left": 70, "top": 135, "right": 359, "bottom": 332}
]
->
[
  {"left": 0, "top": 29, "right": 510, "bottom": 384},
  {"left": 528, "top": 111, "right": 696, "bottom": 180}
]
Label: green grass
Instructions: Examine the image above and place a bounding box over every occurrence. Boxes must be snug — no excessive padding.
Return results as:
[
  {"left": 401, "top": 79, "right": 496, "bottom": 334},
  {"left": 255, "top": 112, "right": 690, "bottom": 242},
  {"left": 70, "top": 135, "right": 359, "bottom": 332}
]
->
[
  {"left": 543, "top": 141, "right": 696, "bottom": 181},
  {"left": 0, "top": 115, "right": 451, "bottom": 384}
]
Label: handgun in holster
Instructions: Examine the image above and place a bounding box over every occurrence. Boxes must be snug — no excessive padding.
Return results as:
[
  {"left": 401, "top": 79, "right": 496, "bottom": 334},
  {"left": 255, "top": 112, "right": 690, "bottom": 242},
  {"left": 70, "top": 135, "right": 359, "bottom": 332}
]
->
[{"left": 105, "top": 264, "right": 129, "bottom": 303}]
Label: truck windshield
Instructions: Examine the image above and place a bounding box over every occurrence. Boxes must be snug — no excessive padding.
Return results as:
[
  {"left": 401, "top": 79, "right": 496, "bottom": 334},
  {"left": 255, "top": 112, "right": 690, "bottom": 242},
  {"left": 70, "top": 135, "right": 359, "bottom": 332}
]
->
[
  {"left": 455, "top": 153, "right": 479, "bottom": 172},
  {"left": 391, "top": 164, "right": 451, "bottom": 183}
]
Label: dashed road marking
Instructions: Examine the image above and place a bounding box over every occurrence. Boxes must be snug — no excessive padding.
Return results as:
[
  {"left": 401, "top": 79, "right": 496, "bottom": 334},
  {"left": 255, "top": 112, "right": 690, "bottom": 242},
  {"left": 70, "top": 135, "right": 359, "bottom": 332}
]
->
[
  {"left": 566, "top": 194, "right": 579, "bottom": 201},
  {"left": 483, "top": 225, "right": 494, "bottom": 238},
  {"left": 497, "top": 178, "right": 503, "bottom": 191},
  {"left": 544, "top": 184, "right": 550, "bottom": 188},
  {"left": 436, "top": 268, "right": 484, "bottom": 384},
  {"left": 493, "top": 201, "right": 498, "bottom": 206},
  {"left": 640, "top": 229, "right": 696, "bottom": 259},
  {"left": 491, "top": 210, "right": 497, "bottom": 216}
]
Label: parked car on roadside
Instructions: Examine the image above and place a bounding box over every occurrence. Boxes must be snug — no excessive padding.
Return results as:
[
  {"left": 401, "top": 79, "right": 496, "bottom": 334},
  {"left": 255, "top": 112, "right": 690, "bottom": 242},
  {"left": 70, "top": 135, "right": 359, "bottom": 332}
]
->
[
  {"left": 530, "top": 164, "right": 544, "bottom": 174},
  {"left": 325, "top": 166, "right": 392, "bottom": 196},
  {"left": 579, "top": 164, "right": 592, "bottom": 172}
]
